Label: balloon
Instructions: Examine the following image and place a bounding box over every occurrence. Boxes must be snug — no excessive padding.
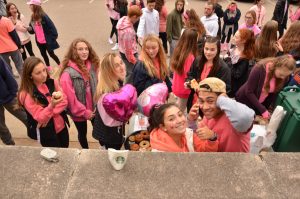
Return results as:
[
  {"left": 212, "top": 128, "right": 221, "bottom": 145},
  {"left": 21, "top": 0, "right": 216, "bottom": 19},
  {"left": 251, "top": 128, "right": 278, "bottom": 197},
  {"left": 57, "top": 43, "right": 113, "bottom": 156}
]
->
[
  {"left": 137, "top": 83, "right": 168, "bottom": 116},
  {"left": 102, "top": 84, "right": 137, "bottom": 122}
]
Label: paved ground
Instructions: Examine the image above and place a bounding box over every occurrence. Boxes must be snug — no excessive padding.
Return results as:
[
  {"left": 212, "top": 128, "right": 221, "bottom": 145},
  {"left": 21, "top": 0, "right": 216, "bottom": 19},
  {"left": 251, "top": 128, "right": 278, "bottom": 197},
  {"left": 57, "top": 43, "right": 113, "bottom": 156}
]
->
[{"left": 2, "top": 0, "right": 281, "bottom": 149}]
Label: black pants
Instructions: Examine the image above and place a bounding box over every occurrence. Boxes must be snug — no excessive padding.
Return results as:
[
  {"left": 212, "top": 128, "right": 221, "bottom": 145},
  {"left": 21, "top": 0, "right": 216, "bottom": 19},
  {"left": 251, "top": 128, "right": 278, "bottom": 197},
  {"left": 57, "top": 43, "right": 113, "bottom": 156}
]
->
[
  {"left": 221, "top": 27, "right": 233, "bottom": 44},
  {"left": 110, "top": 18, "right": 118, "bottom": 43},
  {"left": 159, "top": 32, "right": 168, "bottom": 54},
  {"left": 74, "top": 121, "right": 89, "bottom": 149},
  {"left": 40, "top": 127, "right": 69, "bottom": 148},
  {"left": 37, "top": 43, "right": 60, "bottom": 66},
  {"left": 21, "top": 41, "right": 35, "bottom": 61}
]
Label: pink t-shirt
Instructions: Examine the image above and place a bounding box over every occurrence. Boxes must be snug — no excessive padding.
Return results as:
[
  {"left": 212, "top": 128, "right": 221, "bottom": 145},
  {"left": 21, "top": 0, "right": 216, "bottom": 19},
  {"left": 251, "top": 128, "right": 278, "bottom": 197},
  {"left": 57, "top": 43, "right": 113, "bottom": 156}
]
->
[
  {"left": 239, "top": 23, "right": 261, "bottom": 36},
  {"left": 172, "top": 53, "right": 194, "bottom": 98},
  {"left": 200, "top": 63, "right": 212, "bottom": 81},
  {"left": 0, "top": 17, "right": 18, "bottom": 53},
  {"left": 202, "top": 113, "right": 250, "bottom": 152},
  {"left": 35, "top": 22, "right": 46, "bottom": 44},
  {"left": 259, "top": 63, "right": 276, "bottom": 103}
]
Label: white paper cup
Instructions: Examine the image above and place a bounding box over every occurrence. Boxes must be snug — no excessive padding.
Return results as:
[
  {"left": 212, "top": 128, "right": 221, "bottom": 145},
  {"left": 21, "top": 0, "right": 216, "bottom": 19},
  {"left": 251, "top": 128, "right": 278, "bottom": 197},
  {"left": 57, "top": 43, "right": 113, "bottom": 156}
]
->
[{"left": 108, "top": 148, "right": 129, "bottom": 170}]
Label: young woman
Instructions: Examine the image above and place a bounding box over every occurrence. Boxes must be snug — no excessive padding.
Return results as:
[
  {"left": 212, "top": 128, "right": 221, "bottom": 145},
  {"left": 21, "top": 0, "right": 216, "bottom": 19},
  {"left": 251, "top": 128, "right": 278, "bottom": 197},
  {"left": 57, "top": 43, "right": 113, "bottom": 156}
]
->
[
  {"left": 155, "top": 0, "right": 168, "bottom": 53},
  {"left": 182, "top": 8, "right": 206, "bottom": 53},
  {"left": 186, "top": 36, "right": 231, "bottom": 112},
  {"left": 254, "top": 20, "right": 279, "bottom": 61},
  {"left": 236, "top": 55, "right": 295, "bottom": 119},
  {"left": 27, "top": 0, "right": 60, "bottom": 67},
  {"left": 228, "top": 29, "right": 255, "bottom": 97},
  {"left": 18, "top": 57, "right": 69, "bottom": 148},
  {"left": 106, "top": 0, "right": 120, "bottom": 46},
  {"left": 149, "top": 103, "right": 218, "bottom": 152},
  {"left": 131, "top": 34, "right": 172, "bottom": 96},
  {"left": 59, "top": 38, "right": 100, "bottom": 149},
  {"left": 171, "top": 28, "right": 198, "bottom": 111},
  {"left": 93, "top": 53, "right": 131, "bottom": 150},
  {"left": 239, "top": 10, "right": 261, "bottom": 37},
  {"left": 279, "top": 21, "right": 300, "bottom": 55},
  {"left": 6, "top": 2, "right": 35, "bottom": 61},
  {"left": 221, "top": 1, "right": 241, "bottom": 52},
  {"left": 249, "top": 0, "right": 266, "bottom": 28}
]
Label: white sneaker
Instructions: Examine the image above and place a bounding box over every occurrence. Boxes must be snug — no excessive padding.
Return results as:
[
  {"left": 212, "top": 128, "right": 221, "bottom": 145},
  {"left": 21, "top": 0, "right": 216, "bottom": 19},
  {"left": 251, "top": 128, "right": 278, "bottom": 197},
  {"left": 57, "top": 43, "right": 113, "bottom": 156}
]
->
[
  {"left": 108, "top": 38, "right": 114, "bottom": 44},
  {"left": 111, "top": 43, "right": 119, "bottom": 51}
]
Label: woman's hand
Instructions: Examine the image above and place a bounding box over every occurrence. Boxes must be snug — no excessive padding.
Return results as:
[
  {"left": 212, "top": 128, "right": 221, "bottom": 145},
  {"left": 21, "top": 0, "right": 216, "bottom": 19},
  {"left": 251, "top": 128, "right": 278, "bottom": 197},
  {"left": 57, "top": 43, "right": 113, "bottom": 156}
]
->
[
  {"left": 50, "top": 94, "right": 63, "bottom": 107},
  {"left": 188, "top": 103, "right": 199, "bottom": 121},
  {"left": 274, "top": 41, "right": 283, "bottom": 52}
]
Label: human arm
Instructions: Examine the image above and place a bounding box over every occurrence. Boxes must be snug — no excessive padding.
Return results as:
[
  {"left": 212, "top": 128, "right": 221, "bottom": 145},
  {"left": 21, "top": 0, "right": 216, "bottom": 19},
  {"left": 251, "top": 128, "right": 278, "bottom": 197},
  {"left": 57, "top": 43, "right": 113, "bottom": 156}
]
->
[
  {"left": 59, "top": 72, "right": 93, "bottom": 119},
  {"left": 231, "top": 59, "right": 249, "bottom": 79},
  {"left": 217, "top": 59, "right": 231, "bottom": 93},
  {"left": 193, "top": 132, "right": 218, "bottom": 152},
  {"left": 216, "top": 95, "right": 255, "bottom": 133},
  {"left": 43, "top": 15, "right": 58, "bottom": 39},
  {"left": 52, "top": 80, "right": 68, "bottom": 116},
  {"left": 137, "top": 12, "right": 145, "bottom": 38},
  {"left": 123, "top": 33, "right": 137, "bottom": 64},
  {"left": 166, "top": 14, "right": 173, "bottom": 42},
  {"left": 0, "top": 58, "right": 18, "bottom": 96}
]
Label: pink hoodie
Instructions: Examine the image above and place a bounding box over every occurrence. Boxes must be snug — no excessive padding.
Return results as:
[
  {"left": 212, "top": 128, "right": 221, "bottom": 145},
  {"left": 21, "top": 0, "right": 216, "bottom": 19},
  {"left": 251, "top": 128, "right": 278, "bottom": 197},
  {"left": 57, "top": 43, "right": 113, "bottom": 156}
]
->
[
  {"left": 150, "top": 128, "right": 218, "bottom": 152},
  {"left": 60, "top": 60, "right": 94, "bottom": 122},
  {"left": 117, "top": 16, "right": 138, "bottom": 64}
]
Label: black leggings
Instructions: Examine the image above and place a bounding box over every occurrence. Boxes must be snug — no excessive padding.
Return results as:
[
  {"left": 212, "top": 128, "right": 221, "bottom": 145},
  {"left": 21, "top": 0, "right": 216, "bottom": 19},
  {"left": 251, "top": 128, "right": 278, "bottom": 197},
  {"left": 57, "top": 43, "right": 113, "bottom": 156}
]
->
[
  {"left": 74, "top": 121, "right": 89, "bottom": 149},
  {"left": 40, "top": 127, "right": 69, "bottom": 148},
  {"left": 37, "top": 43, "right": 60, "bottom": 66},
  {"left": 21, "top": 41, "right": 35, "bottom": 61},
  {"left": 159, "top": 32, "right": 168, "bottom": 54},
  {"left": 110, "top": 18, "right": 118, "bottom": 43},
  {"left": 221, "top": 27, "right": 233, "bottom": 44}
]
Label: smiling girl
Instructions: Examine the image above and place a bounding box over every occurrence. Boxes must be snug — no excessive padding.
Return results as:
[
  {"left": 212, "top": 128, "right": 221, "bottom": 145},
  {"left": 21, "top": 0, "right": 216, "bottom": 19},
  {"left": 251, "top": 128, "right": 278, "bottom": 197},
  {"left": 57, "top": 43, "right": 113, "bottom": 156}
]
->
[
  {"left": 18, "top": 57, "right": 69, "bottom": 147},
  {"left": 59, "top": 38, "right": 100, "bottom": 149},
  {"left": 131, "top": 34, "right": 171, "bottom": 95},
  {"left": 149, "top": 103, "right": 218, "bottom": 152},
  {"left": 186, "top": 36, "right": 230, "bottom": 112}
]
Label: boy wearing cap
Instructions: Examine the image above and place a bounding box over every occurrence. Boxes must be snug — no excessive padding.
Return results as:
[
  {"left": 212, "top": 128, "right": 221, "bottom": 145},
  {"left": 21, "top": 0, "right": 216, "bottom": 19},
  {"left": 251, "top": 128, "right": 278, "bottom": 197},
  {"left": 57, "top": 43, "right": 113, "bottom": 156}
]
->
[{"left": 188, "top": 77, "right": 255, "bottom": 152}]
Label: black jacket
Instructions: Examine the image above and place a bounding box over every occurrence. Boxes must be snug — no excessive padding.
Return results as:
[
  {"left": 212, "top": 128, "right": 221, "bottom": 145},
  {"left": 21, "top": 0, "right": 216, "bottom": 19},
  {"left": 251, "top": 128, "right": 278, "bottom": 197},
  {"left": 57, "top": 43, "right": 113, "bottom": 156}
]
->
[
  {"left": 131, "top": 60, "right": 172, "bottom": 96},
  {"left": 186, "top": 57, "right": 231, "bottom": 112},
  {"left": 272, "top": 0, "right": 290, "bottom": 28}
]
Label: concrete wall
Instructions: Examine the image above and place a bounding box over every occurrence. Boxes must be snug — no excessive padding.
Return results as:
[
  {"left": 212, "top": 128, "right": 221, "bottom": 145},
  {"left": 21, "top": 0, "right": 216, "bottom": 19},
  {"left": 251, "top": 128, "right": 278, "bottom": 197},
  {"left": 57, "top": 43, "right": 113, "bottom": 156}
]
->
[{"left": 0, "top": 146, "right": 299, "bottom": 199}]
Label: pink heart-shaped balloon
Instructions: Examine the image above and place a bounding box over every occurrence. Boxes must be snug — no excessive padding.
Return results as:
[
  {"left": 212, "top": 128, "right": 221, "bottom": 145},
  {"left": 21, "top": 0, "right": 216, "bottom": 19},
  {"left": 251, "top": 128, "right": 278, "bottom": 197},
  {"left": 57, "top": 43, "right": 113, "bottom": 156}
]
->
[{"left": 103, "top": 84, "right": 137, "bottom": 122}]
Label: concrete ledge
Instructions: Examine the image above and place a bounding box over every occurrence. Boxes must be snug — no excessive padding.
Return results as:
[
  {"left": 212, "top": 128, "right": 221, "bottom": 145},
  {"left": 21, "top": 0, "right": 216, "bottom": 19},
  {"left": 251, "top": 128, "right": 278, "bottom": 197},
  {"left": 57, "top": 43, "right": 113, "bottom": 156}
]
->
[{"left": 0, "top": 146, "right": 299, "bottom": 199}]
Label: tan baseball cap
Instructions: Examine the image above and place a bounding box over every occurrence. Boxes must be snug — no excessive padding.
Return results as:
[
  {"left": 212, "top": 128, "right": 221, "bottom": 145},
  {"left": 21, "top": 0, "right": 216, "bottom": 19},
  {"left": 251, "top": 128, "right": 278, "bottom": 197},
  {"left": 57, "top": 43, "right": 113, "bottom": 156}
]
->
[{"left": 198, "top": 77, "right": 226, "bottom": 93}]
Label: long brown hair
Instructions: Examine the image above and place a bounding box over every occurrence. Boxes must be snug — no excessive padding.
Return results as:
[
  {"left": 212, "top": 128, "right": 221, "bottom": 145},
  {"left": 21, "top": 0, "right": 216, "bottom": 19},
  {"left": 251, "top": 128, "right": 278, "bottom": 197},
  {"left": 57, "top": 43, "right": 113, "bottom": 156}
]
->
[
  {"left": 239, "top": 28, "right": 255, "bottom": 59},
  {"left": 258, "top": 55, "right": 295, "bottom": 93},
  {"left": 30, "top": 4, "right": 46, "bottom": 22},
  {"left": 94, "top": 53, "right": 121, "bottom": 101},
  {"left": 280, "top": 21, "right": 300, "bottom": 53},
  {"left": 245, "top": 10, "right": 256, "bottom": 26},
  {"left": 6, "top": 3, "right": 21, "bottom": 20},
  {"left": 140, "top": 34, "right": 169, "bottom": 80},
  {"left": 255, "top": 20, "right": 278, "bottom": 60},
  {"left": 18, "top": 57, "right": 50, "bottom": 106},
  {"left": 171, "top": 28, "right": 198, "bottom": 74},
  {"left": 60, "top": 38, "right": 100, "bottom": 79},
  {"left": 184, "top": 9, "right": 206, "bottom": 36}
]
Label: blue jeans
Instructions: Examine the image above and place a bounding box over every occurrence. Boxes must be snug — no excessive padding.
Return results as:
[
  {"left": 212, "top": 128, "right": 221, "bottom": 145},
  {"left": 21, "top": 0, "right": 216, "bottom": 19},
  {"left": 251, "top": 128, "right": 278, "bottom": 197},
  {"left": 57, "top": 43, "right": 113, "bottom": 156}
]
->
[{"left": 0, "top": 50, "right": 23, "bottom": 76}]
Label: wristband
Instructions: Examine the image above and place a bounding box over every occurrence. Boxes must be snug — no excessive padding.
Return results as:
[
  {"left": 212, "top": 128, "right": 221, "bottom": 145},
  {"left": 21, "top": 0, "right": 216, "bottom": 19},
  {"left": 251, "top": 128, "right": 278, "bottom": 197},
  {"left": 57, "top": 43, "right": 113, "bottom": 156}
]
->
[{"left": 209, "top": 132, "right": 218, "bottom": 141}]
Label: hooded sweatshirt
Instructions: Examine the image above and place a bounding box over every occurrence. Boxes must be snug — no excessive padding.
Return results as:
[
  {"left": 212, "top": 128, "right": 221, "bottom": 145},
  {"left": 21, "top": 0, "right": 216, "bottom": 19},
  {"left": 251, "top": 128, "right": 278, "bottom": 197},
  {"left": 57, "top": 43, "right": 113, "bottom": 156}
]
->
[
  {"left": 201, "top": 13, "right": 219, "bottom": 37},
  {"left": 150, "top": 128, "right": 218, "bottom": 152},
  {"left": 117, "top": 16, "right": 138, "bottom": 64},
  {"left": 166, "top": 1, "right": 184, "bottom": 42},
  {"left": 137, "top": 7, "right": 159, "bottom": 38}
]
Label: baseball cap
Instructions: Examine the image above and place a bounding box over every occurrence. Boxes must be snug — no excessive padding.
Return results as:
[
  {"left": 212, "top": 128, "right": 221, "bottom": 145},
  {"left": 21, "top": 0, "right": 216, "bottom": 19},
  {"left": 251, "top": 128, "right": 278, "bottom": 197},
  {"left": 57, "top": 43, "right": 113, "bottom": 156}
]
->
[
  {"left": 199, "top": 77, "right": 226, "bottom": 93},
  {"left": 27, "top": 0, "right": 42, "bottom": 6}
]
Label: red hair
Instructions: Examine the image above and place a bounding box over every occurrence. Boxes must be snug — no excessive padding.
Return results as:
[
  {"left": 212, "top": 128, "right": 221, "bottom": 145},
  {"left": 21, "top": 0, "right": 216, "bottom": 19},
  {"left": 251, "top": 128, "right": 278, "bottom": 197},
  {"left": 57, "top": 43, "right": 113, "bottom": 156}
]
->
[{"left": 239, "top": 29, "right": 255, "bottom": 59}]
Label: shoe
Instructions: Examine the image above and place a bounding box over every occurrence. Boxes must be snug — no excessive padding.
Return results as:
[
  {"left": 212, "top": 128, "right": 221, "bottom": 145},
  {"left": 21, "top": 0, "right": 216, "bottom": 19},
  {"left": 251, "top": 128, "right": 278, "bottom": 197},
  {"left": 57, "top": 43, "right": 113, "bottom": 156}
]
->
[
  {"left": 111, "top": 43, "right": 119, "bottom": 51},
  {"left": 108, "top": 38, "right": 114, "bottom": 44}
]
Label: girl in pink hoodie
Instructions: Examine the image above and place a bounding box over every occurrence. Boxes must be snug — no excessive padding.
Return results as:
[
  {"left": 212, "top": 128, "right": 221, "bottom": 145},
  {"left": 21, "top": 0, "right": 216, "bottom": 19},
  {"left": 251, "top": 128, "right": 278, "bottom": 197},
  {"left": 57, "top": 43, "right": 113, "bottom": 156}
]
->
[
  {"left": 171, "top": 28, "right": 198, "bottom": 111},
  {"left": 59, "top": 38, "right": 100, "bottom": 149},
  {"left": 18, "top": 57, "right": 69, "bottom": 147},
  {"left": 149, "top": 103, "right": 218, "bottom": 152}
]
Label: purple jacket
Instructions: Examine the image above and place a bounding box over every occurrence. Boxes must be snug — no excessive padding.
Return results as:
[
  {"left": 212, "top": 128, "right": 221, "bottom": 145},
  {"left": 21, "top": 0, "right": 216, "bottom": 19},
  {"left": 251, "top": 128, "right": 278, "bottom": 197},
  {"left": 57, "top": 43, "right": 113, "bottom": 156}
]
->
[{"left": 235, "top": 65, "right": 277, "bottom": 115}]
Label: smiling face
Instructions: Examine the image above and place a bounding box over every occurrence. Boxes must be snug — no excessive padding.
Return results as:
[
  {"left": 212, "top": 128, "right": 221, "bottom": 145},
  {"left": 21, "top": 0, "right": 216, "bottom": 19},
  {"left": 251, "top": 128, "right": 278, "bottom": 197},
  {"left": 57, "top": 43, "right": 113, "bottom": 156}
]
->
[
  {"left": 145, "top": 40, "right": 159, "bottom": 59},
  {"left": 8, "top": 4, "right": 18, "bottom": 16},
  {"left": 204, "top": 42, "right": 218, "bottom": 62},
  {"left": 160, "top": 106, "right": 187, "bottom": 135},
  {"left": 76, "top": 42, "right": 89, "bottom": 62},
  {"left": 113, "top": 55, "right": 126, "bottom": 81},
  {"left": 31, "top": 62, "right": 48, "bottom": 86},
  {"left": 198, "top": 91, "right": 221, "bottom": 119}
]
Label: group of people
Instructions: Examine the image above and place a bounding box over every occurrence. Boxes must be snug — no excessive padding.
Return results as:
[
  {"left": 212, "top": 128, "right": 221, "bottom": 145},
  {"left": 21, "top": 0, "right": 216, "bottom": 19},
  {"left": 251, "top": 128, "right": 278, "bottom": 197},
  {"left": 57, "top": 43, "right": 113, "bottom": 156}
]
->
[{"left": 0, "top": 0, "right": 300, "bottom": 153}]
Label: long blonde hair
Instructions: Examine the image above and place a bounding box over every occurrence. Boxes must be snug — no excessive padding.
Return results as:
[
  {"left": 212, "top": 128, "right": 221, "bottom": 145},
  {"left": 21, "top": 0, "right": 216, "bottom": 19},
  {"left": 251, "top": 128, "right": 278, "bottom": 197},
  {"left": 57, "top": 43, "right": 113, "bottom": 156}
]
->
[
  {"left": 140, "top": 34, "right": 168, "bottom": 80},
  {"left": 94, "top": 53, "right": 121, "bottom": 101}
]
